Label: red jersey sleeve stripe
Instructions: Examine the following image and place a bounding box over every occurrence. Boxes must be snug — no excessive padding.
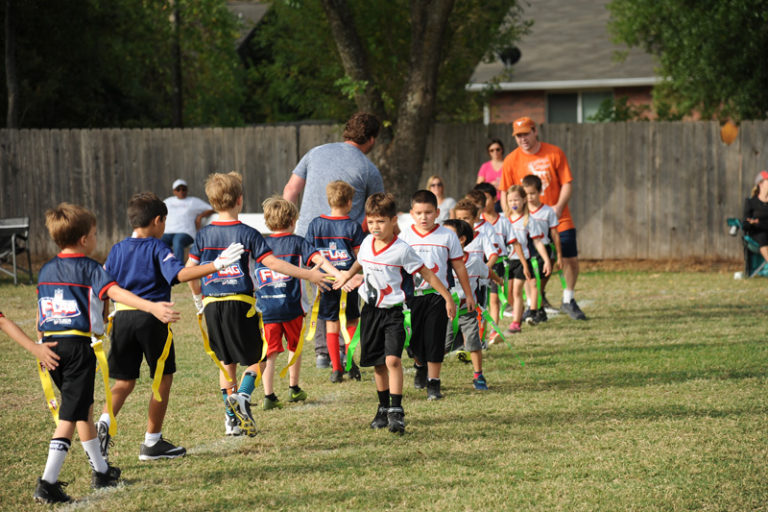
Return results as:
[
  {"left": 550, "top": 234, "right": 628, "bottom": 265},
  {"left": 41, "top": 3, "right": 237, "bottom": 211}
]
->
[
  {"left": 255, "top": 250, "right": 274, "bottom": 263},
  {"left": 99, "top": 281, "right": 118, "bottom": 300}
]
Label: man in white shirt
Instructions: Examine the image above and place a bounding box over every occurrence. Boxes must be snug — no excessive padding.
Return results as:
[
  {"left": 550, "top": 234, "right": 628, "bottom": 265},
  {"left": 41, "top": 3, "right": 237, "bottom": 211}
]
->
[{"left": 161, "top": 179, "right": 214, "bottom": 260}]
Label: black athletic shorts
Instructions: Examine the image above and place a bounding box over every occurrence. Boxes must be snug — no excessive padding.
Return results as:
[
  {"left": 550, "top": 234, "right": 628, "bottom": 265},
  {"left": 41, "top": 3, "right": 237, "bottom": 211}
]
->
[
  {"left": 318, "top": 288, "right": 361, "bottom": 321},
  {"left": 359, "top": 303, "right": 405, "bottom": 367},
  {"left": 204, "top": 300, "right": 263, "bottom": 366},
  {"left": 405, "top": 293, "right": 448, "bottom": 364},
  {"left": 109, "top": 310, "right": 176, "bottom": 380},
  {"left": 489, "top": 260, "right": 506, "bottom": 293},
  {"left": 44, "top": 336, "right": 95, "bottom": 422},
  {"left": 508, "top": 259, "right": 527, "bottom": 280}
]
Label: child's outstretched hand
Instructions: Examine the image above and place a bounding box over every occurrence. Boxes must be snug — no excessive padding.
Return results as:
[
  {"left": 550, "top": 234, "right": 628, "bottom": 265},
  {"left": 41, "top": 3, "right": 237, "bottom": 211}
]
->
[
  {"left": 33, "top": 341, "right": 60, "bottom": 370},
  {"left": 213, "top": 242, "right": 245, "bottom": 270},
  {"left": 342, "top": 273, "right": 364, "bottom": 292},
  {"left": 332, "top": 270, "right": 352, "bottom": 290},
  {"left": 307, "top": 267, "right": 333, "bottom": 291},
  {"left": 150, "top": 302, "right": 181, "bottom": 324}
]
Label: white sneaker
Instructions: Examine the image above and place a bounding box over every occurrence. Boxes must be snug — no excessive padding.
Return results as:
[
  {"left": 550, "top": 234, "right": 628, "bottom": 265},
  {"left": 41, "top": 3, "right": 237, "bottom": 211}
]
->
[
  {"left": 225, "top": 416, "right": 241, "bottom": 436},
  {"left": 226, "top": 393, "right": 257, "bottom": 437}
]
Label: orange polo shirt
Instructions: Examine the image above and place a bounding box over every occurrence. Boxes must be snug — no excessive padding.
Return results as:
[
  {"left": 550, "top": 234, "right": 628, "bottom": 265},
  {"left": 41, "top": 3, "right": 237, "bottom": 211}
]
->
[{"left": 500, "top": 142, "right": 574, "bottom": 232}]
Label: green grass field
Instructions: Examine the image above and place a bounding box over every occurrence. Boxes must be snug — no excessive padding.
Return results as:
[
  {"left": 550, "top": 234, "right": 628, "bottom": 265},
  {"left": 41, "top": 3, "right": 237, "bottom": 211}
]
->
[{"left": 1, "top": 267, "right": 766, "bottom": 511}]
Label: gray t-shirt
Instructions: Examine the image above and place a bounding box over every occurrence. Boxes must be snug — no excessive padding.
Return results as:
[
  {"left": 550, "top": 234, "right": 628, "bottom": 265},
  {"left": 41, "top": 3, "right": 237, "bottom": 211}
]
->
[{"left": 293, "top": 142, "right": 384, "bottom": 236}]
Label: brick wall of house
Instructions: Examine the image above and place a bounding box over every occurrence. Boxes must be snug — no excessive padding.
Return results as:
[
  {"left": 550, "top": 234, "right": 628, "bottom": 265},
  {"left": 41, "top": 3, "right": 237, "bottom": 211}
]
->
[{"left": 489, "top": 91, "right": 547, "bottom": 124}]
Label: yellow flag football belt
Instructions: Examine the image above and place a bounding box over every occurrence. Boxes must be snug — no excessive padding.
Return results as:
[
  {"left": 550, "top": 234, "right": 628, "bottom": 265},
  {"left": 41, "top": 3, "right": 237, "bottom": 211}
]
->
[{"left": 279, "top": 280, "right": 320, "bottom": 379}]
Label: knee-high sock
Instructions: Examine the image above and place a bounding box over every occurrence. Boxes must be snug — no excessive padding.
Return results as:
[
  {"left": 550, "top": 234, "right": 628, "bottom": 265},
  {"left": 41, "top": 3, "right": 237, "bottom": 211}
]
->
[{"left": 327, "top": 332, "right": 342, "bottom": 371}]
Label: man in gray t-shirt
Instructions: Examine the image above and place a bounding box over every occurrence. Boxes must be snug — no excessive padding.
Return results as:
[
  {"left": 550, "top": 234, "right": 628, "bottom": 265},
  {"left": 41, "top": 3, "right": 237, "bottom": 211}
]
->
[
  {"left": 283, "top": 112, "right": 384, "bottom": 367},
  {"left": 283, "top": 112, "right": 384, "bottom": 237}
]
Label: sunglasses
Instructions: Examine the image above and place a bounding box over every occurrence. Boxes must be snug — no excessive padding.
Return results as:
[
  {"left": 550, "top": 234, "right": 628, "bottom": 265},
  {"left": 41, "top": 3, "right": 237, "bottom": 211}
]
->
[
  {"left": 429, "top": 183, "right": 443, "bottom": 188},
  {"left": 175, "top": 186, "right": 188, "bottom": 191},
  {"left": 489, "top": 147, "right": 502, "bottom": 153}
]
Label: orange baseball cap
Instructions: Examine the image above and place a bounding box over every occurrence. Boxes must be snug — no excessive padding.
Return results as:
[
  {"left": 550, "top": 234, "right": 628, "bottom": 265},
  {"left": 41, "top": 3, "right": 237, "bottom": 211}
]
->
[
  {"left": 756, "top": 170, "right": 768, "bottom": 184},
  {"left": 513, "top": 117, "right": 536, "bottom": 135}
]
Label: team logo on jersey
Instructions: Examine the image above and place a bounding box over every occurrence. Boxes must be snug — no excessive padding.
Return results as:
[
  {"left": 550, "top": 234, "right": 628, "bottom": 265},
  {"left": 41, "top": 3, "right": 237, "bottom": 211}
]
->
[
  {"left": 320, "top": 244, "right": 351, "bottom": 264},
  {"left": 39, "top": 289, "right": 80, "bottom": 323},
  {"left": 365, "top": 274, "right": 393, "bottom": 307},
  {"left": 203, "top": 263, "right": 244, "bottom": 285},
  {"left": 255, "top": 267, "right": 290, "bottom": 288},
  {"left": 414, "top": 263, "right": 439, "bottom": 288}
]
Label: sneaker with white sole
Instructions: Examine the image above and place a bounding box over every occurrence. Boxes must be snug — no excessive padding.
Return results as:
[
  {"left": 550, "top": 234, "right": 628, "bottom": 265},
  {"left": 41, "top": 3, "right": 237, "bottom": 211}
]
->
[
  {"left": 33, "top": 478, "right": 71, "bottom": 504},
  {"left": 96, "top": 420, "right": 112, "bottom": 461},
  {"left": 138, "top": 437, "right": 186, "bottom": 461},
  {"left": 91, "top": 463, "right": 121, "bottom": 488},
  {"left": 225, "top": 415, "right": 241, "bottom": 436},
  {"left": 226, "top": 393, "right": 258, "bottom": 437}
]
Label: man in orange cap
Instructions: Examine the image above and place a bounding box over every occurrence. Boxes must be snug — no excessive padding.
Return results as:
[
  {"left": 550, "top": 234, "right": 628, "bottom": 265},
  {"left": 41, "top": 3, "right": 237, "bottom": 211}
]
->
[{"left": 499, "top": 117, "right": 586, "bottom": 320}]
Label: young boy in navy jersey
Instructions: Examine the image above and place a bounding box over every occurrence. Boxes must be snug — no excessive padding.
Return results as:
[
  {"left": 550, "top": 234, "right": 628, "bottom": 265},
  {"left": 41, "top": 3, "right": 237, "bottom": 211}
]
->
[
  {"left": 255, "top": 196, "right": 341, "bottom": 410},
  {"left": 34, "top": 203, "right": 179, "bottom": 504},
  {"left": 334, "top": 193, "right": 455, "bottom": 434},
  {"left": 186, "top": 172, "right": 331, "bottom": 437},
  {"left": 97, "top": 192, "right": 244, "bottom": 461},
  {"left": 399, "top": 189, "right": 475, "bottom": 400},
  {"left": 305, "top": 181, "right": 365, "bottom": 383}
]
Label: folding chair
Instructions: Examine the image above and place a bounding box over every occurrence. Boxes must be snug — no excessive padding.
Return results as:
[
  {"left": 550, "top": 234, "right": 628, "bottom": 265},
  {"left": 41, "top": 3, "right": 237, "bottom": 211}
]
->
[
  {"left": 0, "top": 217, "right": 33, "bottom": 285},
  {"left": 727, "top": 217, "right": 768, "bottom": 278}
]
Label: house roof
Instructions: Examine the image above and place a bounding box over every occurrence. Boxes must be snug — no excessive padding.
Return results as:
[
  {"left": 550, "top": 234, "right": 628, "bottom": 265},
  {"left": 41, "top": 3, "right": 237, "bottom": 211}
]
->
[
  {"left": 467, "top": 0, "right": 659, "bottom": 91},
  {"left": 227, "top": 1, "right": 270, "bottom": 48}
]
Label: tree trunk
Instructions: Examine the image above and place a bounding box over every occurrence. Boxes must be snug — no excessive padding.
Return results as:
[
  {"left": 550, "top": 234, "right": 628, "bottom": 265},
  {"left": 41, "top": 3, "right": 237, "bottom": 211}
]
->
[{"left": 5, "top": 0, "right": 19, "bottom": 128}]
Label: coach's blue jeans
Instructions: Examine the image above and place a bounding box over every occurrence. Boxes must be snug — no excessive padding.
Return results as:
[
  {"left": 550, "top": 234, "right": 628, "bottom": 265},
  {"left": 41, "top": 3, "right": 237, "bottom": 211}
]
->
[{"left": 161, "top": 233, "right": 194, "bottom": 260}]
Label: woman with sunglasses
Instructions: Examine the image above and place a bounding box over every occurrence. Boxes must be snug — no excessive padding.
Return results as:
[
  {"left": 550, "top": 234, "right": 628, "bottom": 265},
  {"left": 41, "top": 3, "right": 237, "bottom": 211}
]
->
[
  {"left": 425, "top": 175, "right": 456, "bottom": 223},
  {"left": 476, "top": 139, "right": 505, "bottom": 212}
]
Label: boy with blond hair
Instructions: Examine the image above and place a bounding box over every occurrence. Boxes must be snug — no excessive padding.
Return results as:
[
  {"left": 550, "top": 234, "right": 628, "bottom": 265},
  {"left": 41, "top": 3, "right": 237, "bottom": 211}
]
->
[
  {"left": 187, "top": 172, "right": 331, "bottom": 437},
  {"left": 33, "top": 203, "right": 179, "bottom": 503},
  {"left": 96, "top": 192, "right": 243, "bottom": 460},
  {"left": 305, "top": 180, "right": 366, "bottom": 383},
  {"left": 255, "top": 196, "right": 341, "bottom": 410},
  {"left": 334, "top": 193, "right": 455, "bottom": 434}
]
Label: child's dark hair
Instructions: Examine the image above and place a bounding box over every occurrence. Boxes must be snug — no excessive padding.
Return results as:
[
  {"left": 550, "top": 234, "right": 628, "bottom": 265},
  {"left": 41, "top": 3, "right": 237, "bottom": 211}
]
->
[
  {"left": 443, "top": 219, "right": 474, "bottom": 246},
  {"left": 365, "top": 192, "right": 397, "bottom": 218},
  {"left": 487, "top": 138, "right": 504, "bottom": 153},
  {"left": 343, "top": 112, "right": 381, "bottom": 145},
  {"left": 465, "top": 189, "right": 488, "bottom": 211},
  {"left": 45, "top": 203, "right": 97, "bottom": 249},
  {"left": 411, "top": 189, "right": 438, "bottom": 209},
  {"left": 521, "top": 174, "right": 542, "bottom": 192},
  {"left": 454, "top": 198, "right": 479, "bottom": 219},
  {"left": 474, "top": 182, "right": 497, "bottom": 199},
  {"left": 128, "top": 192, "right": 167, "bottom": 228}
]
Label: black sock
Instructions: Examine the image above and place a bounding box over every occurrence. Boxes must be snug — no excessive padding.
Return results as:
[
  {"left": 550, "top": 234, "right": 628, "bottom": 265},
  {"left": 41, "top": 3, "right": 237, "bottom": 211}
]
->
[
  {"left": 390, "top": 393, "right": 402, "bottom": 408},
  {"left": 289, "top": 385, "right": 301, "bottom": 393},
  {"left": 377, "top": 389, "right": 390, "bottom": 408},
  {"left": 265, "top": 393, "right": 278, "bottom": 401},
  {"left": 428, "top": 378, "right": 440, "bottom": 384}
]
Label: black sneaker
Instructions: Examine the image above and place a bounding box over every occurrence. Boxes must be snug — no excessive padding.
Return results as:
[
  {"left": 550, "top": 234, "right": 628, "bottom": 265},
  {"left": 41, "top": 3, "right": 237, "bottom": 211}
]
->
[
  {"left": 387, "top": 407, "right": 406, "bottom": 434},
  {"left": 535, "top": 308, "right": 548, "bottom": 323},
  {"left": 96, "top": 420, "right": 112, "bottom": 461},
  {"left": 330, "top": 370, "right": 344, "bottom": 383},
  {"left": 33, "top": 478, "right": 71, "bottom": 504},
  {"left": 521, "top": 308, "right": 533, "bottom": 322},
  {"left": 348, "top": 361, "right": 362, "bottom": 381},
  {"left": 426, "top": 379, "right": 443, "bottom": 401},
  {"left": 138, "top": 437, "right": 186, "bottom": 461},
  {"left": 92, "top": 463, "right": 121, "bottom": 489},
  {"left": 525, "top": 310, "right": 540, "bottom": 326},
  {"left": 561, "top": 299, "right": 587, "bottom": 320},
  {"left": 370, "top": 406, "right": 389, "bottom": 429},
  {"left": 413, "top": 364, "right": 427, "bottom": 389}
]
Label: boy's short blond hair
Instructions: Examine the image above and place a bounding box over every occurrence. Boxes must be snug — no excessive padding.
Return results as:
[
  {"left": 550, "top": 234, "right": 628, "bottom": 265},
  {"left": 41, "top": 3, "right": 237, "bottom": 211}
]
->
[
  {"left": 365, "top": 192, "right": 397, "bottom": 218},
  {"left": 262, "top": 195, "right": 298, "bottom": 231},
  {"left": 326, "top": 180, "right": 355, "bottom": 208},
  {"left": 45, "top": 203, "right": 97, "bottom": 249},
  {"left": 205, "top": 172, "right": 242, "bottom": 211}
]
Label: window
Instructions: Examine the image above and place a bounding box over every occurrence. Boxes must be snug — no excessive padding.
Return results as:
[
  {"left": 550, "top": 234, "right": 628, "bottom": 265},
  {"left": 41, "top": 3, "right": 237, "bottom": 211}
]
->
[{"left": 547, "top": 91, "right": 613, "bottom": 123}]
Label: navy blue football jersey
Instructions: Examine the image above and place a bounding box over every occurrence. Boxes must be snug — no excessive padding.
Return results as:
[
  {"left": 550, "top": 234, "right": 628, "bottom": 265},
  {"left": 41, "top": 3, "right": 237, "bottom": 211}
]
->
[
  {"left": 37, "top": 253, "right": 117, "bottom": 335},
  {"left": 105, "top": 236, "right": 185, "bottom": 302},
  {"left": 188, "top": 220, "right": 273, "bottom": 297},
  {"left": 253, "top": 233, "right": 319, "bottom": 323},
  {"left": 305, "top": 215, "right": 364, "bottom": 271}
]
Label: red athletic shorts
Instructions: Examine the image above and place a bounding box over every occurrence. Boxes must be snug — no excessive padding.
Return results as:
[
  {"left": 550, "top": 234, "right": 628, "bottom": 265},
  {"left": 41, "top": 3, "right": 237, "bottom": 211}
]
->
[{"left": 262, "top": 315, "right": 303, "bottom": 356}]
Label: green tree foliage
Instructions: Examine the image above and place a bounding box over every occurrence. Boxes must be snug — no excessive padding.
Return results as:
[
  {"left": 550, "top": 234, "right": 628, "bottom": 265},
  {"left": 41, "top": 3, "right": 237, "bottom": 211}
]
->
[
  {"left": 1, "top": 0, "right": 244, "bottom": 128},
  {"left": 242, "top": 0, "right": 525, "bottom": 124},
  {"left": 608, "top": 0, "right": 768, "bottom": 121}
]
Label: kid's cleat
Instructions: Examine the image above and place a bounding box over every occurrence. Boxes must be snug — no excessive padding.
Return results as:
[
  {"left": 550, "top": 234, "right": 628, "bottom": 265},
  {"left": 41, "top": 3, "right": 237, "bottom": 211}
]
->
[
  {"left": 535, "top": 308, "right": 548, "bottom": 323},
  {"left": 561, "top": 299, "right": 587, "bottom": 320},
  {"left": 521, "top": 308, "right": 533, "bottom": 322},
  {"left": 456, "top": 350, "right": 471, "bottom": 363},
  {"left": 288, "top": 389, "right": 308, "bottom": 402},
  {"left": 139, "top": 437, "right": 186, "bottom": 461},
  {"left": 426, "top": 380, "right": 443, "bottom": 401},
  {"left": 96, "top": 420, "right": 112, "bottom": 461},
  {"left": 33, "top": 478, "right": 71, "bottom": 504},
  {"left": 330, "top": 370, "right": 344, "bottom": 383},
  {"left": 473, "top": 374, "right": 488, "bottom": 390},
  {"left": 387, "top": 407, "right": 406, "bottom": 434},
  {"left": 413, "top": 364, "right": 427, "bottom": 389},
  {"left": 506, "top": 322, "right": 521, "bottom": 334},
  {"left": 370, "top": 406, "right": 389, "bottom": 429},
  {"left": 262, "top": 395, "right": 284, "bottom": 410},
  {"left": 92, "top": 463, "right": 121, "bottom": 489},
  {"left": 225, "top": 416, "right": 242, "bottom": 436},
  {"left": 227, "top": 393, "right": 258, "bottom": 437},
  {"left": 525, "top": 312, "right": 540, "bottom": 326},
  {"left": 316, "top": 354, "right": 331, "bottom": 369},
  {"left": 348, "top": 361, "right": 362, "bottom": 381}
]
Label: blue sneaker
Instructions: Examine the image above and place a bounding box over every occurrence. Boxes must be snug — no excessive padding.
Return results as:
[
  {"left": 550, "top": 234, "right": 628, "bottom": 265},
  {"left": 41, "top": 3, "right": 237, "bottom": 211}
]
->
[{"left": 473, "top": 374, "right": 488, "bottom": 390}]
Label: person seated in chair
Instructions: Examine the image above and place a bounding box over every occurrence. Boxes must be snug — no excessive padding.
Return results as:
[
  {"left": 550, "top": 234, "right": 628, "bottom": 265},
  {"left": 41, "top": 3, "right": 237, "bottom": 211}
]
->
[
  {"left": 162, "top": 179, "right": 214, "bottom": 260},
  {"left": 744, "top": 170, "right": 768, "bottom": 264}
]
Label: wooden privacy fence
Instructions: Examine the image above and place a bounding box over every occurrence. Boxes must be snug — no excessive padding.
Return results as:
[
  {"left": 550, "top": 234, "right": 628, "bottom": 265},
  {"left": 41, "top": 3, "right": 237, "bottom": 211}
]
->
[{"left": 1, "top": 121, "right": 766, "bottom": 260}]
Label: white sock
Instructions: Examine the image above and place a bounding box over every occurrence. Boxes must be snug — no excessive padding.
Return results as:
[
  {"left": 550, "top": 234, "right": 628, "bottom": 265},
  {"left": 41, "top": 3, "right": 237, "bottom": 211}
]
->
[
  {"left": 144, "top": 432, "right": 162, "bottom": 447},
  {"left": 82, "top": 438, "right": 108, "bottom": 474},
  {"left": 42, "top": 438, "right": 70, "bottom": 483},
  {"left": 98, "top": 413, "right": 111, "bottom": 427},
  {"left": 563, "top": 289, "right": 575, "bottom": 303}
]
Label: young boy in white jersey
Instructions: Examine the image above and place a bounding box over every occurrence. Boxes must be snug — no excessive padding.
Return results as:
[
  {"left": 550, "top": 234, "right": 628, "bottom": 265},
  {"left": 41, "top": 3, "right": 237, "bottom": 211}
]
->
[
  {"left": 400, "top": 190, "right": 475, "bottom": 400},
  {"left": 442, "top": 219, "right": 502, "bottom": 390},
  {"left": 334, "top": 193, "right": 455, "bottom": 434},
  {"left": 522, "top": 174, "right": 562, "bottom": 323},
  {"left": 474, "top": 182, "right": 513, "bottom": 339}
]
